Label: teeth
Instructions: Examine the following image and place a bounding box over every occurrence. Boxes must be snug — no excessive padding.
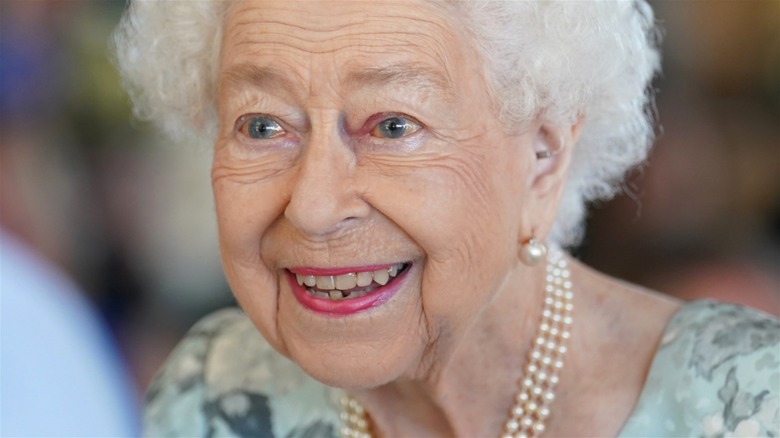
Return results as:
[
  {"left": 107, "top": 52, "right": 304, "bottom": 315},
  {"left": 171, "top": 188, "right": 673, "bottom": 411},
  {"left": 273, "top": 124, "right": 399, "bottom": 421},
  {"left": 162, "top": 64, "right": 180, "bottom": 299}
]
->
[
  {"left": 334, "top": 273, "right": 357, "bottom": 290},
  {"left": 356, "top": 271, "right": 373, "bottom": 287},
  {"left": 294, "top": 262, "right": 407, "bottom": 299},
  {"left": 373, "top": 269, "right": 390, "bottom": 286},
  {"left": 316, "top": 275, "right": 335, "bottom": 290}
]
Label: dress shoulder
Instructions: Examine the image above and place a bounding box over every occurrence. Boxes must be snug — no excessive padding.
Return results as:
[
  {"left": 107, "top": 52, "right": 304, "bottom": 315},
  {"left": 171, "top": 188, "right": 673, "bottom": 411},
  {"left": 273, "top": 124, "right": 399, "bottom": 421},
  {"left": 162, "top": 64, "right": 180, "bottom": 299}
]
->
[
  {"left": 619, "top": 301, "right": 780, "bottom": 437},
  {"left": 144, "top": 308, "right": 341, "bottom": 438}
]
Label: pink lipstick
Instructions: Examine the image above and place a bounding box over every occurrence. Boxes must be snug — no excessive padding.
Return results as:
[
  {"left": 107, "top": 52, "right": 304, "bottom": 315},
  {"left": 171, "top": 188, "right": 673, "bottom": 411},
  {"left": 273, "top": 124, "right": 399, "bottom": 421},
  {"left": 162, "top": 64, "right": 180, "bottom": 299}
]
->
[{"left": 286, "top": 262, "right": 411, "bottom": 316}]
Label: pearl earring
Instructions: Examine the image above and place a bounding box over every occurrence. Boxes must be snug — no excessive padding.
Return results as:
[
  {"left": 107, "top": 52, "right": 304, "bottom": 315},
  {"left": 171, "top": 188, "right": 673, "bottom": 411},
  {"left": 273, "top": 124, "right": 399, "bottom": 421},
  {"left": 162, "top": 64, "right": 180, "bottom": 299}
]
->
[{"left": 520, "top": 237, "right": 547, "bottom": 266}]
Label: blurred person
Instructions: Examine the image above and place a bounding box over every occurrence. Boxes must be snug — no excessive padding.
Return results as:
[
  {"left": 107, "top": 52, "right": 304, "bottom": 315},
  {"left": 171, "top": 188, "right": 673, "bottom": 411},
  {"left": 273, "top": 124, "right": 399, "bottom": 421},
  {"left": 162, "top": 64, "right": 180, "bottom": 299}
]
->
[
  {"left": 1, "top": 0, "right": 228, "bottom": 395},
  {"left": 0, "top": 230, "right": 140, "bottom": 437},
  {"left": 114, "top": 1, "right": 780, "bottom": 437},
  {"left": 1, "top": 6, "right": 141, "bottom": 432}
]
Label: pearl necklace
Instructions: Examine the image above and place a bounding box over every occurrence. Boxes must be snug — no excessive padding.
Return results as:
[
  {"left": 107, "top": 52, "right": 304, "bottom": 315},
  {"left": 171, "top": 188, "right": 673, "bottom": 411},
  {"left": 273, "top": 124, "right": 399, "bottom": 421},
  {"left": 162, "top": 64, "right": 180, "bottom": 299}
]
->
[{"left": 339, "top": 248, "right": 573, "bottom": 438}]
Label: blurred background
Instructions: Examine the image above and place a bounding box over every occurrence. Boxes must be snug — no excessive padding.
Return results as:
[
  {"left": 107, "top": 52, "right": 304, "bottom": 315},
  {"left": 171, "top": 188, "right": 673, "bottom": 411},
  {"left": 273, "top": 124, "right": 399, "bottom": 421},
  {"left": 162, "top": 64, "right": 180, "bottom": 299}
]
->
[{"left": 1, "top": 0, "right": 778, "bottom": 428}]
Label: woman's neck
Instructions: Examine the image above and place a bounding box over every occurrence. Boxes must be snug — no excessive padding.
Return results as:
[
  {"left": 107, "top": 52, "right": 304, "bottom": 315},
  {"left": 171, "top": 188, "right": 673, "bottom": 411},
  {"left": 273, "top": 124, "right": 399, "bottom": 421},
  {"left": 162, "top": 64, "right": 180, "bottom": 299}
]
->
[
  {"left": 347, "top": 256, "right": 681, "bottom": 437},
  {"left": 351, "top": 260, "right": 549, "bottom": 437}
]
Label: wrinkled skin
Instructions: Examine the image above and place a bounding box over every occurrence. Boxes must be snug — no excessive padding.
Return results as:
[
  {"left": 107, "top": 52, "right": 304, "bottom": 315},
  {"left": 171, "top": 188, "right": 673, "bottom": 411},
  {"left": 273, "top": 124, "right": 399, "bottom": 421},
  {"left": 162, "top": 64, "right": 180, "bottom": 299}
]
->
[{"left": 211, "top": 1, "right": 679, "bottom": 436}]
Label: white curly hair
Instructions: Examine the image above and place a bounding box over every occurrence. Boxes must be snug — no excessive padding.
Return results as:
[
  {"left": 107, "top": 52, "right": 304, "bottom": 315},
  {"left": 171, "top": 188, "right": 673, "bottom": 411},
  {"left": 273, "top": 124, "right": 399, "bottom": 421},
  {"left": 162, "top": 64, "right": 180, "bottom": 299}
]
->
[{"left": 113, "top": 0, "right": 661, "bottom": 247}]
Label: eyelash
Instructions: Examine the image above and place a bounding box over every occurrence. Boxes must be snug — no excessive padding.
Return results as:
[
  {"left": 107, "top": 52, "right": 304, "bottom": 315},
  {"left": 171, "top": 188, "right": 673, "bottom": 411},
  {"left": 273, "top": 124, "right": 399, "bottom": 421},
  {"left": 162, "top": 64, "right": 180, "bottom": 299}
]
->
[
  {"left": 235, "top": 114, "right": 288, "bottom": 140},
  {"left": 365, "top": 113, "right": 423, "bottom": 139},
  {"left": 232, "top": 112, "right": 425, "bottom": 144}
]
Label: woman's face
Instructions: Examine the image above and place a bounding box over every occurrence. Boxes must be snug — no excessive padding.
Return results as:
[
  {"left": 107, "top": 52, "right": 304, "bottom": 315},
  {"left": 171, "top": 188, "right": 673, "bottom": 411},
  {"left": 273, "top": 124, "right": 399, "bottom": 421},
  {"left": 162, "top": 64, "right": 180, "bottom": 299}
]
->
[{"left": 213, "top": 0, "right": 541, "bottom": 388}]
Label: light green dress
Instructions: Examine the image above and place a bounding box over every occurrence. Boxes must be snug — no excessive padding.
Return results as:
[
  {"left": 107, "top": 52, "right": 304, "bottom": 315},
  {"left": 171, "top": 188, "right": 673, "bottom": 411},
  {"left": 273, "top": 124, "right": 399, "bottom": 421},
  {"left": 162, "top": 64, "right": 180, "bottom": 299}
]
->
[{"left": 145, "top": 301, "right": 780, "bottom": 437}]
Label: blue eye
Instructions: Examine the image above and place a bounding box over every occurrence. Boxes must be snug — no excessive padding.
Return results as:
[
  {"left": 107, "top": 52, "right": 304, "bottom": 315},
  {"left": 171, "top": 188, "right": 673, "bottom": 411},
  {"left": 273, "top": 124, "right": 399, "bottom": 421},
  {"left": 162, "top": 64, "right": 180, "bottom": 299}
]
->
[
  {"left": 371, "top": 116, "right": 421, "bottom": 139},
  {"left": 239, "top": 115, "right": 285, "bottom": 139}
]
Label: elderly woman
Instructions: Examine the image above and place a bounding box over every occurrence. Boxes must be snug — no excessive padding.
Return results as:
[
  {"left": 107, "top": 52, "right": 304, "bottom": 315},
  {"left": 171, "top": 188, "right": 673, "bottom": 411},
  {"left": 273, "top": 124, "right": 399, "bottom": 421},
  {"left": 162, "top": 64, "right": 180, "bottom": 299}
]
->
[{"left": 114, "top": 1, "right": 779, "bottom": 437}]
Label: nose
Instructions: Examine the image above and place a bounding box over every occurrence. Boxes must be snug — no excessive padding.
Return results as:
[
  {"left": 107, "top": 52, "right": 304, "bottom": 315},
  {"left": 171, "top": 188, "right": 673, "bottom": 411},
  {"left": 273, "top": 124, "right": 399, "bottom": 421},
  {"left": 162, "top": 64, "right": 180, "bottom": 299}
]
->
[{"left": 284, "top": 129, "right": 369, "bottom": 238}]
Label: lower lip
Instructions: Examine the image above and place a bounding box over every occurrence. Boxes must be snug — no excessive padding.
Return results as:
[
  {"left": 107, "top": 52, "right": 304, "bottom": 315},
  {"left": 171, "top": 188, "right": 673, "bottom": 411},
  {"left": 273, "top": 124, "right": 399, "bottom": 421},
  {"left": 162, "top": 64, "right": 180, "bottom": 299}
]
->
[{"left": 286, "top": 266, "right": 410, "bottom": 316}]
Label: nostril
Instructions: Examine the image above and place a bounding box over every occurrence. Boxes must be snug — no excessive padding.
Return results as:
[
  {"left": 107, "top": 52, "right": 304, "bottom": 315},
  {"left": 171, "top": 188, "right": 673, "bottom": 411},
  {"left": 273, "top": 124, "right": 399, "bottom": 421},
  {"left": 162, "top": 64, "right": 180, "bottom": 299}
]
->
[{"left": 284, "top": 189, "right": 368, "bottom": 238}]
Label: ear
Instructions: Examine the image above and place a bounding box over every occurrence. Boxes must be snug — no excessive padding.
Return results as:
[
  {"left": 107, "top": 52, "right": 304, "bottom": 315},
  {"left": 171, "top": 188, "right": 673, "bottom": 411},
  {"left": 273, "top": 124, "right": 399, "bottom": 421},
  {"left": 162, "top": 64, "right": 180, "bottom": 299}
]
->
[{"left": 523, "top": 115, "right": 585, "bottom": 239}]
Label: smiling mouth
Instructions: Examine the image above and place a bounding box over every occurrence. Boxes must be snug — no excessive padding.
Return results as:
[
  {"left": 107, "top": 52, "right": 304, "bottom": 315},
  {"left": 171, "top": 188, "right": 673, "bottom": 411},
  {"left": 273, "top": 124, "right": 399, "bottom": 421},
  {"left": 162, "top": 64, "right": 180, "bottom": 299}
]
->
[{"left": 292, "top": 262, "right": 411, "bottom": 300}]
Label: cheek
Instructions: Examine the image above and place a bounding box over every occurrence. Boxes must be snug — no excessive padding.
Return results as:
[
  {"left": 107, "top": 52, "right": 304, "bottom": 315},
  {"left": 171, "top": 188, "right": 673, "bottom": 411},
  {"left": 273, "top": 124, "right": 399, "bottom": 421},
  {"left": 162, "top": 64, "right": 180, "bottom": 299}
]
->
[
  {"left": 363, "top": 154, "right": 521, "bottom": 323},
  {"left": 211, "top": 146, "right": 298, "bottom": 258},
  {"left": 213, "top": 177, "right": 286, "bottom": 263},
  {"left": 377, "top": 153, "right": 519, "bottom": 261},
  {"left": 212, "top": 171, "right": 291, "bottom": 353}
]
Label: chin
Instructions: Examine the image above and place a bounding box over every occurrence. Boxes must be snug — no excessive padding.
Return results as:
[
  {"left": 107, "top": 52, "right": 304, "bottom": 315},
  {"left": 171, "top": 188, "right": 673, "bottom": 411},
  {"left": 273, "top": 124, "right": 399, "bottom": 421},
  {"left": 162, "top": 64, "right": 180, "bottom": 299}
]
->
[
  {"left": 303, "top": 363, "right": 398, "bottom": 390},
  {"left": 289, "top": 340, "right": 423, "bottom": 390}
]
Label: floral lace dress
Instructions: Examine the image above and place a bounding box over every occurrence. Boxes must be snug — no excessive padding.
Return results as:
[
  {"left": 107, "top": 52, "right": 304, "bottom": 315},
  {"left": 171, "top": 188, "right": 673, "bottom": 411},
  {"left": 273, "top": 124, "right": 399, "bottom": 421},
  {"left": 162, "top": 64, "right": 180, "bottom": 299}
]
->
[{"left": 145, "top": 301, "right": 780, "bottom": 437}]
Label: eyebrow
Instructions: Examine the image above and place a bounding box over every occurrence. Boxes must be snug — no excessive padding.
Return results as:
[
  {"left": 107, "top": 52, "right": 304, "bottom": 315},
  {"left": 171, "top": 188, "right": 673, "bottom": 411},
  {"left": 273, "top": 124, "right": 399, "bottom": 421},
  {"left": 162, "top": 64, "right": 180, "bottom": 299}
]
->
[
  {"left": 220, "top": 62, "right": 455, "bottom": 102},
  {"left": 220, "top": 64, "right": 294, "bottom": 94},
  {"left": 343, "top": 64, "right": 455, "bottom": 101}
]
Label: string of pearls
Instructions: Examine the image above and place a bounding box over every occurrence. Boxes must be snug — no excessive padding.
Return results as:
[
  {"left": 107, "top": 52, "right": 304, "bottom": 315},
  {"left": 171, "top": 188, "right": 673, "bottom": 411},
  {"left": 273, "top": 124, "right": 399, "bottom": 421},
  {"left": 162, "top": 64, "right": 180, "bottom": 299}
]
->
[
  {"left": 339, "top": 248, "right": 573, "bottom": 438},
  {"left": 340, "top": 395, "right": 372, "bottom": 438}
]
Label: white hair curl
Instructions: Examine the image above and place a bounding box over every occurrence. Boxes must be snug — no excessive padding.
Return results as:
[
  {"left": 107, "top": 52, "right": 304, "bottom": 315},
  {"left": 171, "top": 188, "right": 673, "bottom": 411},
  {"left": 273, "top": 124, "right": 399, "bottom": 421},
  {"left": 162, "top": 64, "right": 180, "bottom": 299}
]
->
[{"left": 113, "top": 0, "right": 660, "bottom": 247}]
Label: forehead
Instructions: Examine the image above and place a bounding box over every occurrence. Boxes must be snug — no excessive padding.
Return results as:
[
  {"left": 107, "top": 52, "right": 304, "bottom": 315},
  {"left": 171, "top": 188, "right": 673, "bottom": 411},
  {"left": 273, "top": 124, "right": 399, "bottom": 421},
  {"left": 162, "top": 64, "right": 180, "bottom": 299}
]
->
[{"left": 220, "top": 0, "right": 468, "bottom": 94}]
